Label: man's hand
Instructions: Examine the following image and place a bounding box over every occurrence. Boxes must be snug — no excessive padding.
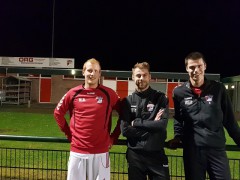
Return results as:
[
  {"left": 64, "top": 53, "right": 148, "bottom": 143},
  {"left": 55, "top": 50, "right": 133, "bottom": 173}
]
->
[
  {"left": 154, "top": 108, "right": 165, "bottom": 121},
  {"left": 66, "top": 134, "right": 72, "bottom": 143},
  {"left": 109, "top": 137, "right": 114, "bottom": 149}
]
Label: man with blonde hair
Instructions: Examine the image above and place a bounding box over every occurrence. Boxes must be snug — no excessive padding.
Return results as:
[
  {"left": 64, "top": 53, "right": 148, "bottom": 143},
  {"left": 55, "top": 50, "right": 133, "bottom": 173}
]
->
[{"left": 54, "top": 58, "right": 121, "bottom": 180}]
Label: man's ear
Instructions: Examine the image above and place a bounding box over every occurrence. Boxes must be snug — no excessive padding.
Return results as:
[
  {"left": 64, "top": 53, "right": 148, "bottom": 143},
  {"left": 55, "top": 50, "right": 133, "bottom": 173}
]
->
[{"left": 132, "top": 74, "right": 134, "bottom": 80}]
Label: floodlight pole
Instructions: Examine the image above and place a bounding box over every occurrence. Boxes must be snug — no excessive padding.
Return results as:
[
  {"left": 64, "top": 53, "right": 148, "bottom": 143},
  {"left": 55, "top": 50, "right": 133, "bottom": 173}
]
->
[{"left": 51, "top": 0, "right": 56, "bottom": 58}]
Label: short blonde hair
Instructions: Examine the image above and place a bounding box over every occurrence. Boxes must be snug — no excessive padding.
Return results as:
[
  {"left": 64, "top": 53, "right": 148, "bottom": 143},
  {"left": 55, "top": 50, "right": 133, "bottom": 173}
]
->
[
  {"left": 132, "top": 62, "right": 150, "bottom": 73},
  {"left": 83, "top": 58, "right": 101, "bottom": 72}
]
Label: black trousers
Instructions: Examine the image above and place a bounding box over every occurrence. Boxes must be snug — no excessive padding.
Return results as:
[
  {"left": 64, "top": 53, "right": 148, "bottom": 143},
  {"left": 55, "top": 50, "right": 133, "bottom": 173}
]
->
[
  {"left": 183, "top": 145, "right": 231, "bottom": 180},
  {"left": 126, "top": 148, "right": 170, "bottom": 180}
]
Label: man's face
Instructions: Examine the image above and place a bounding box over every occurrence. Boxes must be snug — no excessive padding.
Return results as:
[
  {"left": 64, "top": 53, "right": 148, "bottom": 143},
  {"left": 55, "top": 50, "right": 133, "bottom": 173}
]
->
[
  {"left": 83, "top": 62, "right": 101, "bottom": 87},
  {"left": 132, "top": 67, "right": 151, "bottom": 92},
  {"left": 186, "top": 58, "right": 206, "bottom": 83}
]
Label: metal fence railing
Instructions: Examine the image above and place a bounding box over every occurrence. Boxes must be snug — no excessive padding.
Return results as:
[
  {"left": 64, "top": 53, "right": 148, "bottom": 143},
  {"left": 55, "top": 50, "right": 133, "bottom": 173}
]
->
[{"left": 0, "top": 135, "right": 239, "bottom": 180}]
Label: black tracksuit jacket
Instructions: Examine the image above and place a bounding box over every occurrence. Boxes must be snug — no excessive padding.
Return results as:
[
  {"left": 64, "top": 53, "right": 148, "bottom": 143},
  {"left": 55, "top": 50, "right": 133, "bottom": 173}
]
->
[
  {"left": 120, "top": 87, "right": 169, "bottom": 151},
  {"left": 173, "top": 79, "right": 240, "bottom": 148}
]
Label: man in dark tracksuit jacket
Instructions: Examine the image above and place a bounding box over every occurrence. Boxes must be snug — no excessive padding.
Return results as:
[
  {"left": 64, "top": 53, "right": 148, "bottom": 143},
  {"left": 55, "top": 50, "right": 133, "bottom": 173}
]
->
[
  {"left": 121, "top": 62, "right": 170, "bottom": 180},
  {"left": 168, "top": 52, "right": 240, "bottom": 180}
]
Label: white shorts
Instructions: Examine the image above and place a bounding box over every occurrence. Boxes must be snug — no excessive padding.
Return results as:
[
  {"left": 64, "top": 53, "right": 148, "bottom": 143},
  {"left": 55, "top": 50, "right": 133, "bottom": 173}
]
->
[{"left": 67, "top": 151, "right": 110, "bottom": 180}]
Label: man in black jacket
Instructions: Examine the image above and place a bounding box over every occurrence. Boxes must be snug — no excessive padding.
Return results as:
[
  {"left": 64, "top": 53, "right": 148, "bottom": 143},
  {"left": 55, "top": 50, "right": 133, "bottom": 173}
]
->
[
  {"left": 168, "top": 52, "right": 240, "bottom": 180},
  {"left": 120, "top": 62, "right": 170, "bottom": 180}
]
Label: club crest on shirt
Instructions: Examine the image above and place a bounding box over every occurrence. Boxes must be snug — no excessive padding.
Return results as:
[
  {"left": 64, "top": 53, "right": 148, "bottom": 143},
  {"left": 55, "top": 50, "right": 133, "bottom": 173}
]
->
[
  {"left": 96, "top": 96, "right": 103, "bottom": 103},
  {"left": 184, "top": 97, "right": 193, "bottom": 105},
  {"left": 205, "top": 95, "right": 213, "bottom": 104},
  {"left": 147, "top": 102, "right": 154, "bottom": 112}
]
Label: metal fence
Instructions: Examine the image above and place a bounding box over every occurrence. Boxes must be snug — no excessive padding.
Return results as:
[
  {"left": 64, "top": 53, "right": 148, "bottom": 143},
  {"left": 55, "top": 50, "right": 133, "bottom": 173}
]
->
[{"left": 0, "top": 135, "right": 239, "bottom": 180}]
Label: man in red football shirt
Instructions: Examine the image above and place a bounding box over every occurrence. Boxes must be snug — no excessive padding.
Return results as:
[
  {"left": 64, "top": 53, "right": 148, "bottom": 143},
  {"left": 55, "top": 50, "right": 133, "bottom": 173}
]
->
[{"left": 54, "top": 58, "right": 121, "bottom": 180}]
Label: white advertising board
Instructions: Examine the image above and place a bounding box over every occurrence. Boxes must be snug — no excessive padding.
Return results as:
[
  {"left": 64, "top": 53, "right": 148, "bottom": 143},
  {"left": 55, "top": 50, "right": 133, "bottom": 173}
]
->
[{"left": 0, "top": 57, "right": 74, "bottom": 68}]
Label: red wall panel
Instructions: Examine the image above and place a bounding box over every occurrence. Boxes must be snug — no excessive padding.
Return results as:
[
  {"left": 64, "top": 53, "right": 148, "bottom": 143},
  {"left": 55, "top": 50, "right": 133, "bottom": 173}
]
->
[
  {"left": 167, "top": 83, "right": 179, "bottom": 109},
  {"left": 40, "top": 78, "right": 51, "bottom": 102},
  {"left": 116, "top": 81, "right": 128, "bottom": 99}
]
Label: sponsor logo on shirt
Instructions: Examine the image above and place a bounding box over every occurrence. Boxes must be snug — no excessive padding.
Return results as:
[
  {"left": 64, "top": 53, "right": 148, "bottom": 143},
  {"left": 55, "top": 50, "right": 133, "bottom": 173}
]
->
[
  {"left": 79, "top": 98, "right": 86, "bottom": 102},
  {"left": 131, "top": 105, "right": 137, "bottom": 113},
  {"left": 184, "top": 97, "right": 193, "bottom": 105},
  {"left": 87, "top": 92, "right": 95, "bottom": 95}
]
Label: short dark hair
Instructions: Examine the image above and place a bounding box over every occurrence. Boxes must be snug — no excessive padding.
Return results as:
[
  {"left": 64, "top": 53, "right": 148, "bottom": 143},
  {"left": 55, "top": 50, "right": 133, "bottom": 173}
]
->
[{"left": 185, "top": 52, "right": 206, "bottom": 67}]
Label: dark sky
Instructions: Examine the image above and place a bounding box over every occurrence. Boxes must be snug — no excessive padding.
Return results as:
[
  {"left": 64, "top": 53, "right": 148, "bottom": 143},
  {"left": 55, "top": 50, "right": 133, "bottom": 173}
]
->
[{"left": 0, "top": 0, "right": 240, "bottom": 78}]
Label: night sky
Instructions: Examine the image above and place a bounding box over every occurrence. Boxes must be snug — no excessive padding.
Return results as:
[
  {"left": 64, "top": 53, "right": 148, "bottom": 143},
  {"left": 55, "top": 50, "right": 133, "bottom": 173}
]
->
[{"left": 1, "top": 0, "right": 240, "bottom": 78}]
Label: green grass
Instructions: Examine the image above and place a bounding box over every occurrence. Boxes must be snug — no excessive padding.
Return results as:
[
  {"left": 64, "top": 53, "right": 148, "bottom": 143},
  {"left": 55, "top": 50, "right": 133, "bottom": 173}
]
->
[
  {"left": 0, "top": 110, "right": 239, "bottom": 179},
  {"left": 0, "top": 110, "right": 239, "bottom": 157},
  {"left": 0, "top": 111, "right": 70, "bottom": 150}
]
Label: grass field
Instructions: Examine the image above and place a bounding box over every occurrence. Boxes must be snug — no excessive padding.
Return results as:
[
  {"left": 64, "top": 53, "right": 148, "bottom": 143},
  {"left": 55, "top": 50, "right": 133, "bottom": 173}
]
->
[
  {"left": 0, "top": 105, "right": 239, "bottom": 179},
  {"left": 0, "top": 105, "right": 239, "bottom": 158}
]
